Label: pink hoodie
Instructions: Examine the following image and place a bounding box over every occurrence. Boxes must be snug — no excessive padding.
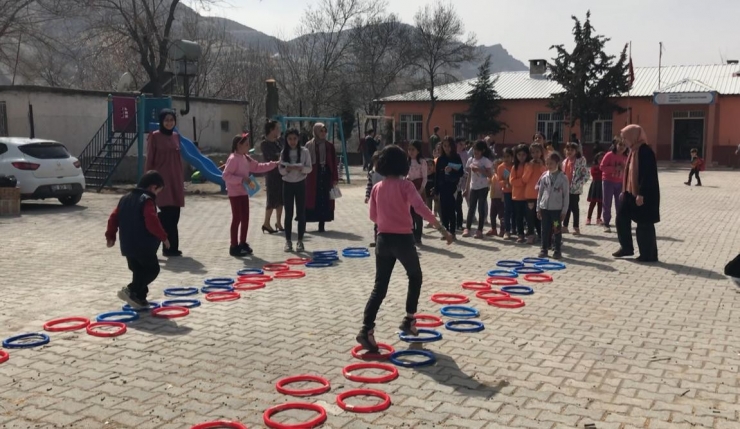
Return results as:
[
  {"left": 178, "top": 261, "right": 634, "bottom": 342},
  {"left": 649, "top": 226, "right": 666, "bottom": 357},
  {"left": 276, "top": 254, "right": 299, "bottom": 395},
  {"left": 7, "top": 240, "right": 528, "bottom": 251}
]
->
[
  {"left": 600, "top": 151, "right": 628, "bottom": 183},
  {"left": 222, "top": 153, "right": 277, "bottom": 197}
]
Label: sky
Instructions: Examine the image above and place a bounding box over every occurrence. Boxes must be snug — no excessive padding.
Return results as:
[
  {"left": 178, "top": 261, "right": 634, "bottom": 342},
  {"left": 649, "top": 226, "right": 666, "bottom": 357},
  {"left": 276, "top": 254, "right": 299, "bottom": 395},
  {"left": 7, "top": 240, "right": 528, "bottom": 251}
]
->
[{"left": 198, "top": 0, "right": 740, "bottom": 68}]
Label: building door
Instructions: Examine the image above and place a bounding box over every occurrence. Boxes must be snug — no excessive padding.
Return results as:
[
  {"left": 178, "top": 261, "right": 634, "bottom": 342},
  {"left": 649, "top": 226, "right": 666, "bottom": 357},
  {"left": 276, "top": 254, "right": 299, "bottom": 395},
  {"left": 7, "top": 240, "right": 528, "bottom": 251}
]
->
[{"left": 672, "top": 118, "right": 704, "bottom": 161}]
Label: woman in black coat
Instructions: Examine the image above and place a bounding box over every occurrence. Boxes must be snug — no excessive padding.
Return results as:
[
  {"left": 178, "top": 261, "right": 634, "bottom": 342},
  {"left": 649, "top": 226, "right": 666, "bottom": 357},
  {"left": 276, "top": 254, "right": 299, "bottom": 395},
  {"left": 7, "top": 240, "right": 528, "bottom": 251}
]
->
[
  {"left": 613, "top": 124, "right": 660, "bottom": 262},
  {"left": 434, "top": 137, "right": 464, "bottom": 238}
]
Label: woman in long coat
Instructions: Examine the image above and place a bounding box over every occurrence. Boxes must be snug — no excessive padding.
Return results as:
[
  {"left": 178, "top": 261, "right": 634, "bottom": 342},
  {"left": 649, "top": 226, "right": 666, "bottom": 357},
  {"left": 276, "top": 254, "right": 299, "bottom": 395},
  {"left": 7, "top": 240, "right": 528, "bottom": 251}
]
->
[
  {"left": 260, "top": 120, "right": 284, "bottom": 233},
  {"left": 613, "top": 124, "right": 660, "bottom": 262},
  {"left": 305, "top": 123, "right": 339, "bottom": 232}
]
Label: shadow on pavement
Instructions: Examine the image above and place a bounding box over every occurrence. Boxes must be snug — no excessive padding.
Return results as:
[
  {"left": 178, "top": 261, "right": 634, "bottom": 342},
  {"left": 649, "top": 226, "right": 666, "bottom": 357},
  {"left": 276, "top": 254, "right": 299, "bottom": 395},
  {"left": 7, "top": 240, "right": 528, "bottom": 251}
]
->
[
  {"left": 128, "top": 315, "right": 193, "bottom": 336},
  {"left": 161, "top": 256, "right": 207, "bottom": 274},
  {"left": 304, "top": 229, "right": 364, "bottom": 242},
  {"left": 20, "top": 202, "right": 88, "bottom": 215},
  {"left": 627, "top": 259, "right": 726, "bottom": 280}
]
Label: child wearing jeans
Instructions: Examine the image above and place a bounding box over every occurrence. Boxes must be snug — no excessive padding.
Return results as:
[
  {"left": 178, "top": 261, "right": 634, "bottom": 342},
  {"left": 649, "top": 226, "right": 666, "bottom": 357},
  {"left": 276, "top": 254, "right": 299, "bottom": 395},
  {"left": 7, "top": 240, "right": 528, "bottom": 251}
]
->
[
  {"left": 365, "top": 151, "right": 384, "bottom": 247},
  {"left": 106, "top": 171, "right": 169, "bottom": 308},
  {"left": 357, "top": 146, "right": 453, "bottom": 352},
  {"left": 685, "top": 148, "right": 704, "bottom": 186},
  {"left": 561, "top": 142, "right": 589, "bottom": 235},
  {"left": 536, "top": 153, "right": 570, "bottom": 259},
  {"left": 487, "top": 159, "right": 505, "bottom": 236}
]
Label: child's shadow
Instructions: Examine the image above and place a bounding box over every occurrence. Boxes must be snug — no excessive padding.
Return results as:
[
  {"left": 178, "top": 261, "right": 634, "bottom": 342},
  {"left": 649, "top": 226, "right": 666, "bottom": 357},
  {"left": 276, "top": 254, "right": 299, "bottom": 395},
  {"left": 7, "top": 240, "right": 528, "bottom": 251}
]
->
[
  {"left": 161, "top": 256, "right": 207, "bottom": 274},
  {"left": 127, "top": 314, "right": 193, "bottom": 336}
]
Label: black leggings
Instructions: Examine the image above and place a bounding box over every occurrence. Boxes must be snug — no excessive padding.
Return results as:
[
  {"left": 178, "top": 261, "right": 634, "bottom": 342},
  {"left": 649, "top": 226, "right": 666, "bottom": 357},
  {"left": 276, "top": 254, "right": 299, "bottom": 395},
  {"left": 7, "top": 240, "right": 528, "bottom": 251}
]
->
[
  {"left": 466, "top": 188, "right": 488, "bottom": 231},
  {"left": 513, "top": 200, "right": 527, "bottom": 237},
  {"left": 439, "top": 186, "right": 457, "bottom": 234},
  {"left": 158, "top": 206, "right": 180, "bottom": 252},
  {"left": 283, "top": 180, "right": 306, "bottom": 242},
  {"left": 563, "top": 194, "right": 580, "bottom": 229},
  {"left": 525, "top": 199, "right": 541, "bottom": 237}
]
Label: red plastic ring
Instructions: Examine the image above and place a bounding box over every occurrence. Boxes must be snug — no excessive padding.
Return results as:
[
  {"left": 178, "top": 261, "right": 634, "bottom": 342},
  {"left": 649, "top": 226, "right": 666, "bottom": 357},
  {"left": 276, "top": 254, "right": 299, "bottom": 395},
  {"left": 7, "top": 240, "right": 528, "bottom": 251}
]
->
[
  {"left": 351, "top": 343, "right": 395, "bottom": 360},
  {"left": 336, "top": 389, "right": 392, "bottom": 413},
  {"left": 286, "top": 257, "right": 311, "bottom": 265},
  {"left": 205, "top": 291, "right": 241, "bottom": 302},
  {"left": 461, "top": 281, "right": 491, "bottom": 291},
  {"left": 430, "top": 293, "right": 470, "bottom": 304},
  {"left": 523, "top": 273, "right": 553, "bottom": 283},
  {"left": 274, "top": 270, "right": 306, "bottom": 279},
  {"left": 86, "top": 322, "right": 127, "bottom": 338},
  {"left": 191, "top": 421, "right": 248, "bottom": 429},
  {"left": 414, "top": 314, "right": 443, "bottom": 328},
  {"left": 263, "top": 403, "right": 327, "bottom": 429},
  {"left": 0, "top": 350, "right": 8, "bottom": 364},
  {"left": 263, "top": 263, "right": 290, "bottom": 272},
  {"left": 487, "top": 296, "right": 525, "bottom": 308},
  {"left": 342, "top": 363, "right": 399, "bottom": 383},
  {"left": 237, "top": 274, "right": 273, "bottom": 282},
  {"left": 233, "top": 280, "right": 266, "bottom": 291},
  {"left": 43, "top": 316, "right": 90, "bottom": 332},
  {"left": 151, "top": 306, "right": 189, "bottom": 319},
  {"left": 487, "top": 276, "right": 519, "bottom": 286},
  {"left": 475, "top": 290, "right": 511, "bottom": 300},
  {"left": 275, "top": 375, "right": 331, "bottom": 396}
]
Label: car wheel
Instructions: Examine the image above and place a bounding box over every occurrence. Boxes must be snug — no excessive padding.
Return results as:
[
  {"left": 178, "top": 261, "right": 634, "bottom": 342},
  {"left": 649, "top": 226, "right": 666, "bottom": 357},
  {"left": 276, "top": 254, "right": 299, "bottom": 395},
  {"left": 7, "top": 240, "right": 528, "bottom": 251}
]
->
[{"left": 58, "top": 194, "right": 82, "bottom": 206}]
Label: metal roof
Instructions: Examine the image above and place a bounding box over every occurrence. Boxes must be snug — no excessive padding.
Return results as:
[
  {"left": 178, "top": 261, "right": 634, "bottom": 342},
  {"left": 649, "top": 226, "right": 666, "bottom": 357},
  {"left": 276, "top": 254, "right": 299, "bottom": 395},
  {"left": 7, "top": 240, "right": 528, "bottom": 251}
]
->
[{"left": 381, "top": 64, "right": 740, "bottom": 102}]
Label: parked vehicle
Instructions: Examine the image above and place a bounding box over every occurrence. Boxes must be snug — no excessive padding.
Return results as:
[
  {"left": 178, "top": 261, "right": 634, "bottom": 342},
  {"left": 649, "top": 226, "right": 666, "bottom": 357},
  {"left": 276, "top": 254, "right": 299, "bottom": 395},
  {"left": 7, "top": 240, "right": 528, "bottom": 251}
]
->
[{"left": 0, "top": 138, "right": 86, "bottom": 205}]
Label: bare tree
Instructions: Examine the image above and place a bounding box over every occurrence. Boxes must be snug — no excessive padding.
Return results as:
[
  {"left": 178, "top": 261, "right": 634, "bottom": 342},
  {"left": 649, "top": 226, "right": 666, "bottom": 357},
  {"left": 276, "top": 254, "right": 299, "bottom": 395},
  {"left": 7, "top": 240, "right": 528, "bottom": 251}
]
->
[
  {"left": 411, "top": 2, "right": 477, "bottom": 140},
  {"left": 179, "top": 11, "right": 230, "bottom": 97}
]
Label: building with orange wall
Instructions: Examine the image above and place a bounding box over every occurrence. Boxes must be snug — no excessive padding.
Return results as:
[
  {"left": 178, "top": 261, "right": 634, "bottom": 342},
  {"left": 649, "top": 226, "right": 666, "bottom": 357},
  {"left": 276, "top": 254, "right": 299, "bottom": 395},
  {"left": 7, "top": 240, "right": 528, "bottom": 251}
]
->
[{"left": 381, "top": 60, "right": 740, "bottom": 165}]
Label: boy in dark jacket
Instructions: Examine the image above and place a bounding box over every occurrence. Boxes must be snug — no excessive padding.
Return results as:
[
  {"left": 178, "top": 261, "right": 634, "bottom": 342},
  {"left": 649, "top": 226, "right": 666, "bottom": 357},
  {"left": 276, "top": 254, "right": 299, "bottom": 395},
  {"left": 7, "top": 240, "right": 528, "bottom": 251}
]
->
[
  {"left": 106, "top": 171, "right": 169, "bottom": 308},
  {"left": 684, "top": 148, "right": 704, "bottom": 186}
]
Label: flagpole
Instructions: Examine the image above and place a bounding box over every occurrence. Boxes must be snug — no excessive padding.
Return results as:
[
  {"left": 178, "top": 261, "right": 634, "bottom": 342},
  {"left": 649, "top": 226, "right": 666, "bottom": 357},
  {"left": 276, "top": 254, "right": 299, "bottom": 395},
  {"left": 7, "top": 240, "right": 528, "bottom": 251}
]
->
[{"left": 628, "top": 41, "right": 633, "bottom": 124}]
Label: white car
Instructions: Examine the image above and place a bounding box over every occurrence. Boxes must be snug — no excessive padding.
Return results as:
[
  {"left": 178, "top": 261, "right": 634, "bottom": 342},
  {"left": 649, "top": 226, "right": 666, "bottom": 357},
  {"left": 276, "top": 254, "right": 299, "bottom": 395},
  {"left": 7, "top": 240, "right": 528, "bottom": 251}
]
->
[{"left": 0, "top": 137, "right": 86, "bottom": 206}]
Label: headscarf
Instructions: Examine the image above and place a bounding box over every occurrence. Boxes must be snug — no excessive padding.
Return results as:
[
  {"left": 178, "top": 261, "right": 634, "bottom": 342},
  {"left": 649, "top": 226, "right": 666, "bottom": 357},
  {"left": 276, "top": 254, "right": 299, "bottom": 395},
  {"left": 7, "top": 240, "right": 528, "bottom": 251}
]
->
[
  {"left": 621, "top": 124, "right": 647, "bottom": 196},
  {"left": 158, "top": 109, "right": 176, "bottom": 136},
  {"left": 307, "top": 122, "right": 327, "bottom": 165}
]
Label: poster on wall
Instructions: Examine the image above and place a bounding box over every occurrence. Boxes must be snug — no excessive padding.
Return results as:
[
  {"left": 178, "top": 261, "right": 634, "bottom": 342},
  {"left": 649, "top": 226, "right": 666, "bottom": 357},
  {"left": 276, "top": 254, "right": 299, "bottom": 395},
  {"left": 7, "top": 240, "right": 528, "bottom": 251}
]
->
[{"left": 653, "top": 92, "right": 715, "bottom": 105}]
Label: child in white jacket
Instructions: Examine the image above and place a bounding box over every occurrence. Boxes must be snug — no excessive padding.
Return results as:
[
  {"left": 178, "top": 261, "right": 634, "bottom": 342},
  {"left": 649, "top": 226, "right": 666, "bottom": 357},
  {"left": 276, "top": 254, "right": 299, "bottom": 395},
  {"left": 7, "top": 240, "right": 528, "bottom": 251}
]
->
[{"left": 537, "top": 152, "right": 570, "bottom": 259}]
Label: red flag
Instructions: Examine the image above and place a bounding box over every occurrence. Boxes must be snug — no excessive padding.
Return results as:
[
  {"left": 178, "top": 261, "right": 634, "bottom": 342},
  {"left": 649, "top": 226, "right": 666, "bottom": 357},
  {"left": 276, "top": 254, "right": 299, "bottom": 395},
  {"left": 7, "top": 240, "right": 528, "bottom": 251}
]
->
[{"left": 628, "top": 57, "right": 635, "bottom": 88}]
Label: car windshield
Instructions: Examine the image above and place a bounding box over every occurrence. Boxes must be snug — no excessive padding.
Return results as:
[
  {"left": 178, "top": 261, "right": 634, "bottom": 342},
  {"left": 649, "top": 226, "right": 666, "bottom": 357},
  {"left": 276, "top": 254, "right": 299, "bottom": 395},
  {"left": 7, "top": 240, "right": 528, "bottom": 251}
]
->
[{"left": 18, "top": 142, "right": 70, "bottom": 159}]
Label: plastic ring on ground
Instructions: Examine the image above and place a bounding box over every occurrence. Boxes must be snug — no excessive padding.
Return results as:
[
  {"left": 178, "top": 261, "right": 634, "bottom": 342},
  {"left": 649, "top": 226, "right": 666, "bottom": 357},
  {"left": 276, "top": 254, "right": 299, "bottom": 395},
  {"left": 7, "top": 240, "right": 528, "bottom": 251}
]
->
[
  {"left": 233, "top": 280, "right": 266, "bottom": 291},
  {"left": 534, "top": 261, "right": 567, "bottom": 270},
  {"left": 96, "top": 311, "right": 139, "bottom": 323},
  {"left": 389, "top": 350, "right": 436, "bottom": 368},
  {"left": 461, "top": 281, "right": 491, "bottom": 291},
  {"left": 161, "top": 299, "right": 201, "bottom": 308},
  {"left": 343, "top": 247, "right": 369, "bottom": 253},
  {"left": 487, "top": 296, "right": 526, "bottom": 309},
  {"left": 286, "top": 258, "right": 311, "bottom": 265},
  {"left": 523, "top": 273, "right": 553, "bottom": 283},
  {"left": 263, "top": 403, "right": 327, "bottom": 429},
  {"left": 523, "top": 257, "right": 549, "bottom": 264},
  {"left": 414, "top": 314, "right": 443, "bottom": 328},
  {"left": 486, "top": 276, "right": 519, "bottom": 286},
  {"left": 313, "top": 250, "right": 338, "bottom": 256},
  {"left": 514, "top": 266, "right": 544, "bottom": 275},
  {"left": 86, "top": 322, "right": 127, "bottom": 337},
  {"left": 237, "top": 274, "right": 273, "bottom": 282},
  {"left": 43, "top": 317, "right": 90, "bottom": 332},
  {"left": 237, "top": 268, "right": 264, "bottom": 276},
  {"left": 430, "top": 293, "right": 469, "bottom": 305},
  {"left": 496, "top": 260, "right": 525, "bottom": 269},
  {"left": 486, "top": 269, "right": 518, "bottom": 278},
  {"left": 440, "top": 305, "right": 480, "bottom": 318},
  {"left": 336, "top": 389, "right": 391, "bottom": 413},
  {"left": 445, "top": 320, "right": 485, "bottom": 333},
  {"left": 151, "top": 306, "right": 190, "bottom": 319},
  {"left": 263, "top": 263, "right": 290, "bottom": 272},
  {"left": 342, "top": 251, "right": 370, "bottom": 258},
  {"left": 275, "top": 375, "right": 331, "bottom": 396},
  {"left": 205, "top": 291, "right": 241, "bottom": 302},
  {"left": 351, "top": 343, "right": 395, "bottom": 361},
  {"left": 204, "top": 277, "right": 235, "bottom": 286},
  {"left": 501, "top": 286, "right": 534, "bottom": 296},
  {"left": 342, "top": 363, "right": 399, "bottom": 383},
  {"left": 2, "top": 333, "right": 50, "bottom": 349},
  {"left": 305, "top": 261, "right": 333, "bottom": 268},
  {"left": 476, "top": 290, "right": 511, "bottom": 300},
  {"left": 312, "top": 255, "right": 339, "bottom": 262},
  {"left": 201, "top": 285, "right": 235, "bottom": 294},
  {"left": 0, "top": 350, "right": 8, "bottom": 364},
  {"left": 163, "top": 287, "right": 199, "bottom": 297},
  {"left": 122, "top": 301, "right": 161, "bottom": 312},
  {"left": 274, "top": 270, "right": 306, "bottom": 279},
  {"left": 398, "top": 328, "right": 442, "bottom": 343},
  {"left": 191, "top": 421, "right": 247, "bottom": 429}
]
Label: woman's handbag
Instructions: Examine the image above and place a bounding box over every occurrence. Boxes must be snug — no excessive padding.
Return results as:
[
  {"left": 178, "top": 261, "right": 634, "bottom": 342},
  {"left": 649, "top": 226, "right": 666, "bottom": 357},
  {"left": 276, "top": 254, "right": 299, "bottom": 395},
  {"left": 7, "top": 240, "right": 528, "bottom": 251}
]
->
[{"left": 329, "top": 186, "right": 342, "bottom": 200}]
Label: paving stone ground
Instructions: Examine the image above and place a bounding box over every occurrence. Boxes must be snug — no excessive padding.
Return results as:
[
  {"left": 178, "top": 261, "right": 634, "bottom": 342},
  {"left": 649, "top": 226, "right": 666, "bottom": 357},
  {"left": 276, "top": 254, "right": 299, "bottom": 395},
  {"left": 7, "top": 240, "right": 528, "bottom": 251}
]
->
[{"left": 0, "top": 167, "right": 739, "bottom": 429}]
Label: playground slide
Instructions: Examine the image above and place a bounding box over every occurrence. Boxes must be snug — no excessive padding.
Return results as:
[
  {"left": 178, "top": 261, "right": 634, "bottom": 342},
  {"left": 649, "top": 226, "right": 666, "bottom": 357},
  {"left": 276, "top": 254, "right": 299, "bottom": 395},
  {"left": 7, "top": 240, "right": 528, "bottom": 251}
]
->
[{"left": 179, "top": 135, "right": 226, "bottom": 191}]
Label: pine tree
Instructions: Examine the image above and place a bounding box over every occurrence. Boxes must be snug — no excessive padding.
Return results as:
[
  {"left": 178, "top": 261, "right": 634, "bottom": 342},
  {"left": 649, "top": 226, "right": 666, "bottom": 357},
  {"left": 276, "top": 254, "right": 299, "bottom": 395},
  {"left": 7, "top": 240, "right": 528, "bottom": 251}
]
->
[
  {"left": 549, "top": 11, "right": 630, "bottom": 140},
  {"left": 465, "top": 55, "right": 505, "bottom": 137}
]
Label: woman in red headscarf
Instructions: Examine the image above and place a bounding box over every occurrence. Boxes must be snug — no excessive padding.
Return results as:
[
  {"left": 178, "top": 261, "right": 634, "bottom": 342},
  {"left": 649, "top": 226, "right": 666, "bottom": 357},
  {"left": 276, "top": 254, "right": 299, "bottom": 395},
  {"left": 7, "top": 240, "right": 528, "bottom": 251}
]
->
[{"left": 613, "top": 125, "right": 660, "bottom": 262}]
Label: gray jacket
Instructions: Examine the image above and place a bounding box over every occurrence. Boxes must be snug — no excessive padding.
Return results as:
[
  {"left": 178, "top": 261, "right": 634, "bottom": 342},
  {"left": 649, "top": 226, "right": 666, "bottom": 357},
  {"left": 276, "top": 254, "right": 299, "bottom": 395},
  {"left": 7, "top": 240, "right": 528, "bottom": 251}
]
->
[{"left": 536, "top": 170, "right": 570, "bottom": 215}]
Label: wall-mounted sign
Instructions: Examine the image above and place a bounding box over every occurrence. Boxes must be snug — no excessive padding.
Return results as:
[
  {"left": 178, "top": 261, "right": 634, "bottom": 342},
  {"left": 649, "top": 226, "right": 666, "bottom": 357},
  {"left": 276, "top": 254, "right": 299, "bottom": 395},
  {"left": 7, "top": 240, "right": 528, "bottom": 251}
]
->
[{"left": 653, "top": 92, "right": 715, "bottom": 105}]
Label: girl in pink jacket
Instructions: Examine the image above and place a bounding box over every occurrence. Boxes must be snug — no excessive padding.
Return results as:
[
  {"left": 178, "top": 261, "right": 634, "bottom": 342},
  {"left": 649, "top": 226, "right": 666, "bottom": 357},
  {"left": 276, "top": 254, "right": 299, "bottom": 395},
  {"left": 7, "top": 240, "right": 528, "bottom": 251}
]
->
[{"left": 599, "top": 138, "right": 629, "bottom": 233}]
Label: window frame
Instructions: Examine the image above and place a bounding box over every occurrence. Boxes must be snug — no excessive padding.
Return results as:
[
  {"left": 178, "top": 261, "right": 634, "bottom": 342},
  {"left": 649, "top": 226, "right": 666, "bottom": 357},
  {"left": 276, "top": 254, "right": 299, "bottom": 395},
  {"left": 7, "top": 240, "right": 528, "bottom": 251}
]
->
[
  {"left": 399, "top": 113, "right": 423, "bottom": 141},
  {"left": 535, "top": 112, "right": 565, "bottom": 142}
]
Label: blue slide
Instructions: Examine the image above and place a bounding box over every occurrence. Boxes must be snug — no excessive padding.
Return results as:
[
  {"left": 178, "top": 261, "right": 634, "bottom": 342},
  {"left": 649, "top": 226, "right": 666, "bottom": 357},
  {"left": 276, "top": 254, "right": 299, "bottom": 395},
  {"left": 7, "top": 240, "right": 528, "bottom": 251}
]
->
[{"left": 179, "top": 135, "right": 226, "bottom": 192}]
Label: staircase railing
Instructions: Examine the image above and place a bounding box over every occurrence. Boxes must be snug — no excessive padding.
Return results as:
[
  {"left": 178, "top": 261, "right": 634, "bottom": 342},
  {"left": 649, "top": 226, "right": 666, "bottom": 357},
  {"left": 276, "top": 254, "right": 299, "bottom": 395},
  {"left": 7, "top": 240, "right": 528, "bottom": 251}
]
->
[{"left": 79, "top": 112, "right": 113, "bottom": 173}]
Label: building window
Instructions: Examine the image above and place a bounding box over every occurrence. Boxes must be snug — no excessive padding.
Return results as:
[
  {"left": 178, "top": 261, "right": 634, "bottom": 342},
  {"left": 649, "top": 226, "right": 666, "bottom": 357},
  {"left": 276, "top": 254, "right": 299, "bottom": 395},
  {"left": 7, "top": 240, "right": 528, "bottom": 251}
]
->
[
  {"left": 0, "top": 102, "right": 7, "bottom": 137},
  {"left": 536, "top": 112, "right": 564, "bottom": 142},
  {"left": 583, "top": 117, "right": 613, "bottom": 144},
  {"left": 221, "top": 120, "right": 230, "bottom": 132},
  {"left": 399, "top": 114, "right": 423, "bottom": 141},
  {"left": 673, "top": 110, "right": 705, "bottom": 119},
  {"left": 453, "top": 114, "right": 474, "bottom": 141}
]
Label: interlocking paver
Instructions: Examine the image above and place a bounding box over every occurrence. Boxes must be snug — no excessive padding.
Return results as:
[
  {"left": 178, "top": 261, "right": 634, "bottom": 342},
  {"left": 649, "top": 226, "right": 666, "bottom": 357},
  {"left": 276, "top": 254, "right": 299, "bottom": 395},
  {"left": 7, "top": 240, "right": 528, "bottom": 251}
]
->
[{"left": 1, "top": 168, "right": 740, "bottom": 427}]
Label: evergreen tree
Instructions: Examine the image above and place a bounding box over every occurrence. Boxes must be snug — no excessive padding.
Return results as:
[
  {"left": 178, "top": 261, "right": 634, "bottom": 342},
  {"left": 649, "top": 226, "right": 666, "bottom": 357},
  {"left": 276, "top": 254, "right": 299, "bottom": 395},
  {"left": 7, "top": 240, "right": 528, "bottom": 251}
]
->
[
  {"left": 549, "top": 11, "right": 630, "bottom": 140},
  {"left": 466, "top": 55, "right": 505, "bottom": 137}
]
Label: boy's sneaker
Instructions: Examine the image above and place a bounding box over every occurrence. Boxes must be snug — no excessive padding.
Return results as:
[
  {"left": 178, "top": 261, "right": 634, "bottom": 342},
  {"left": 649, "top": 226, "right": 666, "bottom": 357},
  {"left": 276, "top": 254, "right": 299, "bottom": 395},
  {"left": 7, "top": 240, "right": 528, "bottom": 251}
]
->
[
  {"left": 474, "top": 230, "right": 483, "bottom": 239},
  {"left": 356, "top": 329, "right": 379, "bottom": 353},
  {"left": 296, "top": 241, "right": 305, "bottom": 252},
  {"left": 684, "top": 181, "right": 691, "bottom": 186},
  {"left": 117, "top": 287, "right": 144, "bottom": 309},
  {"left": 399, "top": 316, "right": 419, "bottom": 336},
  {"left": 369, "top": 242, "right": 377, "bottom": 247},
  {"left": 239, "top": 243, "right": 254, "bottom": 255},
  {"left": 230, "top": 245, "right": 248, "bottom": 257},
  {"left": 538, "top": 250, "right": 548, "bottom": 258},
  {"left": 284, "top": 241, "right": 293, "bottom": 252},
  {"left": 553, "top": 250, "right": 562, "bottom": 259},
  {"left": 696, "top": 183, "right": 702, "bottom": 187},
  {"left": 486, "top": 229, "right": 496, "bottom": 236},
  {"left": 585, "top": 219, "right": 592, "bottom": 226}
]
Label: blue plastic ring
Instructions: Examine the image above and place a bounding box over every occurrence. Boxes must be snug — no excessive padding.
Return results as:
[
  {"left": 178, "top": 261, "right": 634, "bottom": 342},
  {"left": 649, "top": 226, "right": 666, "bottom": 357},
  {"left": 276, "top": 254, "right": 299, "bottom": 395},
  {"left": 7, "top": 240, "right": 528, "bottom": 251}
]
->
[
  {"left": 445, "top": 320, "right": 485, "bottom": 333},
  {"left": 96, "top": 311, "right": 140, "bottom": 323},
  {"left": 305, "top": 261, "right": 333, "bottom": 268},
  {"left": 497, "top": 260, "right": 525, "bottom": 269},
  {"left": 523, "top": 257, "right": 549, "bottom": 264},
  {"left": 440, "top": 305, "right": 480, "bottom": 318},
  {"left": 201, "top": 285, "right": 235, "bottom": 293},
  {"left": 2, "top": 333, "right": 51, "bottom": 349},
  {"left": 161, "top": 299, "right": 201, "bottom": 308},
  {"left": 342, "top": 251, "right": 370, "bottom": 258},
  {"left": 486, "top": 269, "right": 518, "bottom": 278},
  {"left": 313, "top": 250, "right": 338, "bottom": 256},
  {"left": 514, "top": 267, "right": 544, "bottom": 274},
  {"left": 398, "top": 328, "right": 443, "bottom": 343},
  {"left": 501, "top": 286, "right": 534, "bottom": 295},
  {"left": 204, "top": 277, "right": 235, "bottom": 286},
  {"left": 389, "top": 350, "right": 437, "bottom": 367},
  {"left": 343, "top": 247, "right": 369, "bottom": 253},
  {"left": 534, "top": 262, "right": 566, "bottom": 270},
  {"left": 163, "top": 287, "right": 199, "bottom": 297},
  {"left": 122, "top": 302, "right": 161, "bottom": 312},
  {"left": 237, "top": 268, "right": 264, "bottom": 276},
  {"left": 313, "top": 255, "right": 339, "bottom": 262}
]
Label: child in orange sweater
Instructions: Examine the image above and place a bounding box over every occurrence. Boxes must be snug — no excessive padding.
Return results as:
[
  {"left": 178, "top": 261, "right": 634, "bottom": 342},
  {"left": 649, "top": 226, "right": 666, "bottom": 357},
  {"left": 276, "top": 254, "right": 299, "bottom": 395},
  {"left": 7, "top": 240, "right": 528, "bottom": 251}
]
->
[
  {"left": 509, "top": 144, "right": 532, "bottom": 243},
  {"left": 496, "top": 148, "right": 515, "bottom": 239},
  {"left": 522, "top": 142, "right": 548, "bottom": 244},
  {"left": 487, "top": 159, "right": 505, "bottom": 236}
]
